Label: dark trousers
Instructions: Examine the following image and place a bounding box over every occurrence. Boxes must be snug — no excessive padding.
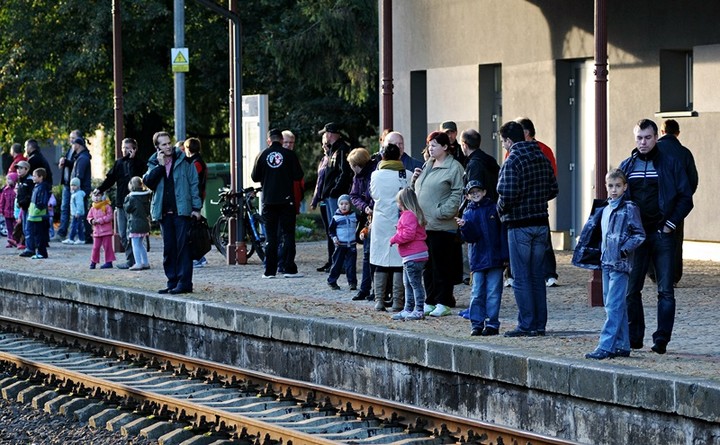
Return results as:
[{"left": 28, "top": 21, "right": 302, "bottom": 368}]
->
[
  {"left": 263, "top": 203, "right": 297, "bottom": 276},
  {"left": 160, "top": 214, "right": 193, "bottom": 291},
  {"left": 359, "top": 231, "right": 373, "bottom": 296},
  {"left": 424, "top": 230, "right": 461, "bottom": 307},
  {"left": 627, "top": 230, "right": 676, "bottom": 346},
  {"left": 328, "top": 243, "right": 357, "bottom": 285},
  {"left": 30, "top": 218, "right": 49, "bottom": 257},
  {"left": 319, "top": 202, "right": 335, "bottom": 265}
]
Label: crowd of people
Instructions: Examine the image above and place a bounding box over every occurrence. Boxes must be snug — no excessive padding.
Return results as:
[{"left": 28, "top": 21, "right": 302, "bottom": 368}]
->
[{"left": 0, "top": 116, "right": 696, "bottom": 358}]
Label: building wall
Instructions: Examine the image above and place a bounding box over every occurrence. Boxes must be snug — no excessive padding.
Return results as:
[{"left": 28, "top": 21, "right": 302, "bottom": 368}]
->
[{"left": 389, "top": 0, "right": 720, "bottom": 244}]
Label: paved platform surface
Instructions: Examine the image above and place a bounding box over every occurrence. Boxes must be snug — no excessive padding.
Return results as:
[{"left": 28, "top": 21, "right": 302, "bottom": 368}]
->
[{"left": 1, "top": 236, "right": 718, "bottom": 383}]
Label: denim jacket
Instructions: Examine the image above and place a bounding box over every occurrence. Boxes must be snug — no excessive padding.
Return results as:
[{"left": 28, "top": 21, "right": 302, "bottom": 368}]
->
[{"left": 572, "top": 196, "right": 646, "bottom": 273}]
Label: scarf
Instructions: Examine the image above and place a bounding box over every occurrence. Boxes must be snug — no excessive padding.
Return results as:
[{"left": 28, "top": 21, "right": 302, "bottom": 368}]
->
[
  {"left": 92, "top": 198, "right": 111, "bottom": 212},
  {"left": 378, "top": 160, "right": 404, "bottom": 171}
]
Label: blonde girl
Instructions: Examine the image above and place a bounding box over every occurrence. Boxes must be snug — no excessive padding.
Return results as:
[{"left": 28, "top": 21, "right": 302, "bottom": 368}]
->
[{"left": 123, "top": 177, "right": 152, "bottom": 270}]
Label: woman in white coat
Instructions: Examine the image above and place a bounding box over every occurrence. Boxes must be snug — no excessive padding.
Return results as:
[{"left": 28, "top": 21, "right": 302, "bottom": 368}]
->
[{"left": 369, "top": 143, "right": 412, "bottom": 311}]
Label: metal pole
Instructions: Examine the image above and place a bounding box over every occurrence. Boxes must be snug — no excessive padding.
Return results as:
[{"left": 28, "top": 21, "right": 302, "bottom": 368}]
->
[
  {"left": 589, "top": 0, "right": 608, "bottom": 307},
  {"left": 381, "top": 0, "right": 393, "bottom": 131},
  {"left": 112, "top": 0, "right": 124, "bottom": 159},
  {"left": 174, "top": 0, "right": 186, "bottom": 141}
]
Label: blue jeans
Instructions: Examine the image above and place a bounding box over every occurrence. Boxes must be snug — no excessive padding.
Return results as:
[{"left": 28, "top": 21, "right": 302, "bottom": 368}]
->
[
  {"left": 508, "top": 225, "right": 549, "bottom": 332},
  {"left": 22, "top": 210, "right": 33, "bottom": 252},
  {"left": 402, "top": 260, "right": 426, "bottom": 312},
  {"left": 598, "top": 268, "right": 630, "bottom": 352},
  {"left": 470, "top": 267, "right": 504, "bottom": 330},
  {"left": 69, "top": 216, "right": 85, "bottom": 242},
  {"left": 626, "top": 230, "right": 676, "bottom": 346},
  {"left": 159, "top": 214, "right": 193, "bottom": 291},
  {"left": 359, "top": 230, "right": 373, "bottom": 296},
  {"left": 328, "top": 244, "right": 357, "bottom": 285},
  {"left": 131, "top": 236, "right": 148, "bottom": 267},
  {"left": 58, "top": 185, "right": 71, "bottom": 237}
]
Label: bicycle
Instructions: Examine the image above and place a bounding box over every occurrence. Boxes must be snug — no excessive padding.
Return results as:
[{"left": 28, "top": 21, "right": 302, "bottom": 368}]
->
[{"left": 211, "top": 186, "right": 266, "bottom": 260}]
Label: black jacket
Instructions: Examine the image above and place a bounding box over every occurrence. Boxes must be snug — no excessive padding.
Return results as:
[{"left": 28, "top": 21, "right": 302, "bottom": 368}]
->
[
  {"left": 464, "top": 149, "right": 500, "bottom": 202},
  {"left": 97, "top": 156, "right": 146, "bottom": 207},
  {"left": 321, "top": 139, "right": 353, "bottom": 199},
  {"left": 251, "top": 141, "right": 304, "bottom": 206},
  {"left": 28, "top": 150, "right": 53, "bottom": 186}
]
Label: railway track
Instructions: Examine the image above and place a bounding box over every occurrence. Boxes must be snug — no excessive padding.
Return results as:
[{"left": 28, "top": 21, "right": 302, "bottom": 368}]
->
[{"left": 0, "top": 316, "right": 577, "bottom": 445}]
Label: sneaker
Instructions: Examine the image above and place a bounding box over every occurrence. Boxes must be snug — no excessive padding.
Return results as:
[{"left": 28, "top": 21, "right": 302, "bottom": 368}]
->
[
  {"left": 19, "top": 251, "right": 33, "bottom": 257},
  {"left": 429, "top": 304, "right": 451, "bottom": 317},
  {"left": 100, "top": 262, "right": 113, "bottom": 269},
  {"left": 61, "top": 239, "right": 74, "bottom": 245},
  {"left": 423, "top": 304, "right": 436, "bottom": 315},
  {"left": 404, "top": 311, "right": 425, "bottom": 320},
  {"left": 391, "top": 310, "right": 412, "bottom": 320},
  {"left": 193, "top": 260, "right": 203, "bottom": 268},
  {"left": 284, "top": 273, "right": 304, "bottom": 278},
  {"left": 89, "top": 262, "right": 96, "bottom": 269},
  {"left": 328, "top": 282, "right": 341, "bottom": 290},
  {"left": 261, "top": 274, "right": 276, "bottom": 279},
  {"left": 30, "top": 254, "right": 47, "bottom": 259},
  {"left": 504, "top": 278, "right": 514, "bottom": 288},
  {"left": 116, "top": 263, "right": 130, "bottom": 270},
  {"left": 349, "top": 284, "right": 357, "bottom": 290},
  {"left": 545, "top": 277, "right": 559, "bottom": 287},
  {"left": 198, "top": 257, "right": 208, "bottom": 267},
  {"left": 74, "top": 239, "right": 84, "bottom": 245},
  {"left": 129, "top": 264, "right": 144, "bottom": 271}
]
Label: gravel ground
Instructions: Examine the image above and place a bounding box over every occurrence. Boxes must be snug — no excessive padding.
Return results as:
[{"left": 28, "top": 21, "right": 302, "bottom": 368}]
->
[
  {"left": 1, "top": 237, "right": 719, "bottom": 384},
  {"left": 0, "top": 393, "right": 154, "bottom": 445}
]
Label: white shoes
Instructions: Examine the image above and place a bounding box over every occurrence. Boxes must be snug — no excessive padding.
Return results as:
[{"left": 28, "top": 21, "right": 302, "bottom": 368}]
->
[
  {"left": 546, "top": 277, "right": 559, "bottom": 287},
  {"left": 503, "top": 278, "right": 514, "bottom": 288}
]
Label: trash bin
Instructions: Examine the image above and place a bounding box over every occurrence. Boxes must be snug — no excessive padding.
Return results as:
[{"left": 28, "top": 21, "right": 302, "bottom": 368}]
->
[{"left": 203, "top": 163, "right": 231, "bottom": 227}]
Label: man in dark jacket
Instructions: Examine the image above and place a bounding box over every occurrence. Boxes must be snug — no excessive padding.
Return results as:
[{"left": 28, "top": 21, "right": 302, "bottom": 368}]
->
[
  {"left": 95, "top": 137, "right": 146, "bottom": 268},
  {"left": 319, "top": 123, "right": 354, "bottom": 220},
  {"left": 54, "top": 130, "right": 82, "bottom": 241},
  {"left": 251, "top": 128, "right": 304, "bottom": 279},
  {"left": 70, "top": 137, "right": 93, "bottom": 243},
  {"left": 619, "top": 118, "right": 694, "bottom": 355},
  {"left": 650, "top": 119, "right": 698, "bottom": 285},
  {"left": 461, "top": 129, "right": 499, "bottom": 203},
  {"left": 25, "top": 139, "right": 53, "bottom": 186}
]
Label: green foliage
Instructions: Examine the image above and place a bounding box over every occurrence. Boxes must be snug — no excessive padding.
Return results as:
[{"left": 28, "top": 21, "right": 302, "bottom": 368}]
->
[{"left": 0, "top": 0, "right": 379, "bottom": 178}]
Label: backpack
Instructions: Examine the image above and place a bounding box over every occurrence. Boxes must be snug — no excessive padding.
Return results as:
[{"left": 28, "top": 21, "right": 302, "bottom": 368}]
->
[{"left": 188, "top": 216, "right": 212, "bottom": 260}]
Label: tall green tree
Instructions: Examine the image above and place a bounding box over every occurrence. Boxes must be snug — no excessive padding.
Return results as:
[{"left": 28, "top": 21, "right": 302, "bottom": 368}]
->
[{"left": 0, "top": 0, "right": 378, "bottom": 179}]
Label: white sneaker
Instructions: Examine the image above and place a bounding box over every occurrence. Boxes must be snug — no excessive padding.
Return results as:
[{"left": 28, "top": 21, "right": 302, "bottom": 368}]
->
[
  {"left": 391, "top": 310, "right": 412, "bottom": 321},
  {"left": 423, "top": 304, "right": 436, "bottom": 315},
  {"left": 74, "top": 239, "right": 85, "bottom": 245},
  {"left": 262, "top": 274, "right": 276, "bottom": 279},
  {"left": 283, "top": 273, "right": 304, "bottom": 278},
  {"left": 61, "top": 239, "right": 73, "bottom": 244},
  {"left": 545, "top": 277, "right": 559, "bottom": 287},
  {"left": 429, "top": 304, "right": 451, "bottom": 317},
  {"left": 504, "top": 278, "right": 514, "bottom": 288}
]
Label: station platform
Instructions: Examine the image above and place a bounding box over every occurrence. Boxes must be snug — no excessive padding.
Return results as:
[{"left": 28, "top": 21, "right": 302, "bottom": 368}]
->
[{"left": 0, "top": 236, "right": 718, "bottom": 443}]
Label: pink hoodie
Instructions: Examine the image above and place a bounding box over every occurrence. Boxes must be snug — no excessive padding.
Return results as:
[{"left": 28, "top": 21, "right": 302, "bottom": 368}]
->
[{"left": 389, "top": 210, "right": 428, "bottom": 261}]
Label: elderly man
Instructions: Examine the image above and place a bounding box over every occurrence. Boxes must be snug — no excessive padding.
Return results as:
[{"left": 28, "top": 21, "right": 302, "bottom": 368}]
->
[
  {"left": 383, "top": 131, "right": 423, "bottom": 172},
  {"left": 619, "top": 119, "right": 693, "bottom": 355}
]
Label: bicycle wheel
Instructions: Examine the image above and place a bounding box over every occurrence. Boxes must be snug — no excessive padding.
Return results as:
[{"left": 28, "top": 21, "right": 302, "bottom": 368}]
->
[
  {"left": 212, "top": 216, "right": 229, "bottom": 257},
  {"left": 243, "top": 219, "right": 260, "bottom": 260}
]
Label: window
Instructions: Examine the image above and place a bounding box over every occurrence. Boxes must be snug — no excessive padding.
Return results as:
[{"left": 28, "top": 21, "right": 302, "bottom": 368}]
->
[{"left": 660, "top": 50, "right": 693, "bottom": 112}]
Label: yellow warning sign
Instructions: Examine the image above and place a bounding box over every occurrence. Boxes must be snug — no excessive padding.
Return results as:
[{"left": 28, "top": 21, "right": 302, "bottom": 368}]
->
[{"left": 171, "top": 48, "right": 189, "bottom": 73}]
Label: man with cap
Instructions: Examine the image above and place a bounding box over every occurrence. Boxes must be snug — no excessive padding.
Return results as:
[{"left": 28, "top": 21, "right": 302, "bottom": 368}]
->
[
  {"left": 318, "top": 122, "right": 354, "bottom": 243},
  {"left": 70, "top": 137, "right": 93, "bottom": 243},
  {"left": 252, "top": 128, "right": 305, "bottom": 279},
  {"left": 441, "top": 121, "right": 466, "bottom": 167}
]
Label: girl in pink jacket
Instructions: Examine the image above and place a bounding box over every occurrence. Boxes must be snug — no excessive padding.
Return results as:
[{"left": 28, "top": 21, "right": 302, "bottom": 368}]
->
[
  {"left": 87, "top": 192, "right": 116, "bottom": 269},
  {"left": 389, "top": 188, "right": 428, "bottom": 321}
]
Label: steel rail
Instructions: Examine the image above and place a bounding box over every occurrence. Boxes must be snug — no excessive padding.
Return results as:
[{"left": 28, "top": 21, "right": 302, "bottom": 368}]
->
[{"left": 0, "top": 315, "right": 578, "bottom": 445}]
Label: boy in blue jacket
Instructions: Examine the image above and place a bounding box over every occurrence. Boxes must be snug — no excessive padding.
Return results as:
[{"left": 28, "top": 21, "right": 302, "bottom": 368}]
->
[
  {"left": 456, "top": 180, "right": 509, "bottom": 336},
  {"left": 572, "top": 169, "right": 645, "bottom": 359},
  {"left": 327, "top": 194, "right": 358, "bottom": 290}
]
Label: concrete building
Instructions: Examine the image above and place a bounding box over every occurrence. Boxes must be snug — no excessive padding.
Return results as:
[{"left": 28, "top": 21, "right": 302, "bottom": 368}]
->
[{"left": 385, "top": 0, "right": 719, "bottom": 259}]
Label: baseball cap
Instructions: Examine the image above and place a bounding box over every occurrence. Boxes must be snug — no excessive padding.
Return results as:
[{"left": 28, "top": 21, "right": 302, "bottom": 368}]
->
[
  {"left": 441, "top": 121, "right": 457, "bottom": 132},
  {"left": 464, "top": 180, "right": 485, "bottom": 194},
  {"left": 318, "top": 122, "right": 341, "bottom": 135}
]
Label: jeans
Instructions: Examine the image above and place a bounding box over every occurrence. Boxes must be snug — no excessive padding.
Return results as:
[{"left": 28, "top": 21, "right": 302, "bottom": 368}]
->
[
  {"left": 58, "top": 185, "right": 71, "bottom": 237},
  {"left": 598, "top": 268, "right": 630, "bottom": 352},
  {"left": 469, "top": 267, "right": 504, "bottom": 330},
  {"left": 160, "top": 214, "right": 193, "bottom": 291},
  {"left": 508, "top": 225, "right": 549, "bottom": 332},
  {"left": 116, "top": 208, "right": 134, "bottom": 266},
  {"left": 22, "top": 210, "right": 33, "bottom": 252},
  {"left": 30, "top": 219, "right": 49, "bottom": 257},
  {"left": 263, "top": 203, "right": 298, "bottom": 276},
  {"left": 69, "top": 216, "right": 85, "bottom": 242},
  {"left": 402, "top": 260, "right": 426, "bottom": 312},
  {"left": 131, "top": 236, "right": 148, "bottom": 267},
  {"left": 626, "top": 230, "right": 676, "bottom": 346},
  {"left": 359, "top": 230, "right": 373, "bottom": 296},
  {"left": 328, "top": 244, "right": 357, "bottom": 285}
]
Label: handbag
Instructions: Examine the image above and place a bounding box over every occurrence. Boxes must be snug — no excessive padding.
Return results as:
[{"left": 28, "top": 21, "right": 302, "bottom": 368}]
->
[{"left": 188, "top": 216, "right": 212, "bottom": 260}]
